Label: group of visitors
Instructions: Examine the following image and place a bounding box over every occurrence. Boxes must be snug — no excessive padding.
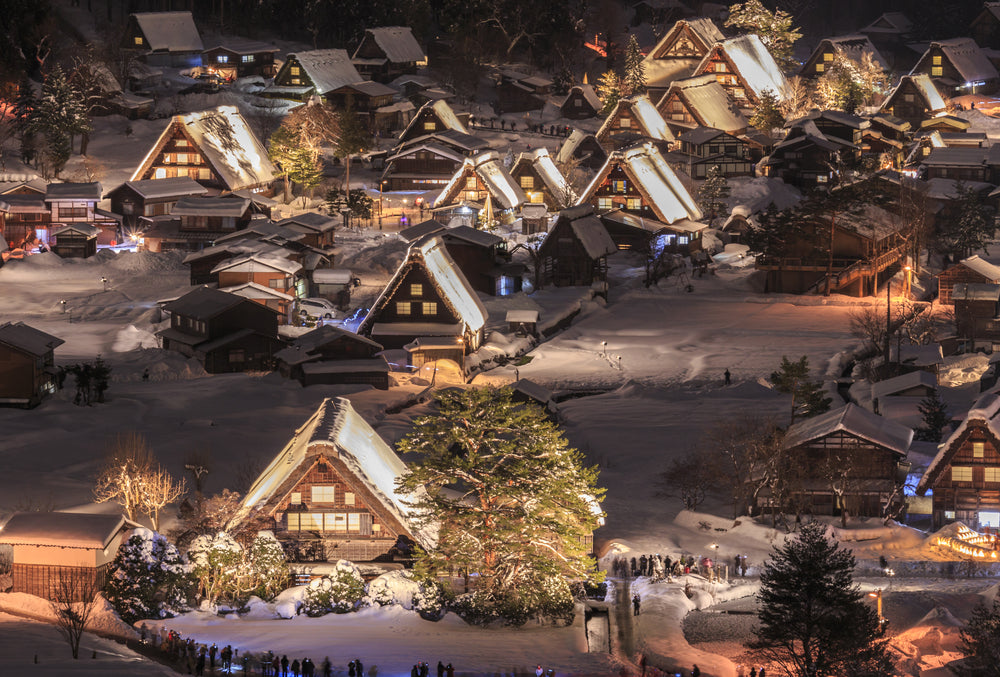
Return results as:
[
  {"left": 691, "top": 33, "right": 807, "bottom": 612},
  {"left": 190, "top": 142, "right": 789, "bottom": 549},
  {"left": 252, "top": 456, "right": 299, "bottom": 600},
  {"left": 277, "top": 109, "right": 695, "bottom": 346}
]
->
[
  {"left": 611, "top": 551, "right": 751, "bottom": 583},
  {"left": 410, "top": 661, "right": 456, "bottom": 677}
]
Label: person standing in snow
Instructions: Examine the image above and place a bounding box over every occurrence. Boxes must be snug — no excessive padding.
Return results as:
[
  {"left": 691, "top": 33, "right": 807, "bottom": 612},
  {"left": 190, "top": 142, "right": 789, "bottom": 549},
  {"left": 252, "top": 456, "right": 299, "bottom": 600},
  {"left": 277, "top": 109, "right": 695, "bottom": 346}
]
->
[
  {"left": 692, "top": 665, "right": 701, "bottom": 677},
  {"left": 536, "top": 665, "right": 544, "bottom": 677},
  {"left": 725, "top": 368, "right": 731, "bottom": 385},
  {"left": 630, "top": 556, "right": 637, "bottom": 576},
  {"left": 321, "top": 657, "right": 332, "bottom": 677},
  {"left": 632, "top": 592, "right": 641, "bottom": 616},
  {"left": 750, "top": 667, "right": 757, "bottom": 677},
  {"left": 355, "top": 658, "right": 364, "bottom": 676},
  {"left": 639, "top": 554, "right": 647, "bottom": 576},
  {"left": 437, "top": 661, "right": 445, "bottom": 677},
  {"left": 291, "top": 658, "right": 300, "bottom": 677},
  {"left": 281, "top": 655, "right": 289, "bottom": 677},
  {"left": 446, "top": 664, "right": 454, "bottom": 677}
]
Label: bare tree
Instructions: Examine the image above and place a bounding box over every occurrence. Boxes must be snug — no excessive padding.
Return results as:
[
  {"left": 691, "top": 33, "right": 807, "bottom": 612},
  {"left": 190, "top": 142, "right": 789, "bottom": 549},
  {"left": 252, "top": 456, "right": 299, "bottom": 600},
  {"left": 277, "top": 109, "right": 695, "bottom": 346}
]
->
[
  {"left": 51, "top": 575, "right": 101, "bottom": 659},
  {"left": 820, "top": 442, "right": 869, "bottom": 529},
  {"left": 94, "top": 433, "right": 155, "bottom": 522},
  {"left": 707, "top": 416, "right": 786, "bottom": 519},
  {"left": 656, "top": 451, "right": 715, "bottom": 510},
  {"left": 143, "top": 466, "right": 186, "bottom": 531}
]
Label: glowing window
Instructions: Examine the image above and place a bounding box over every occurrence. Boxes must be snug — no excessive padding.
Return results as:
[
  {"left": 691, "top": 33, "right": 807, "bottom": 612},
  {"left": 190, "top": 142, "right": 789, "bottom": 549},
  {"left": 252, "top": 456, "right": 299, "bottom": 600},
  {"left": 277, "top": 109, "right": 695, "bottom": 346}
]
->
[
  {"left": 952, "top": 466, "right": 973, "bottom": 482},
  {"left": 619, "top": 117, "right": 631, "bottom": 128},
  {"left": 597, "top": 197, "right": 612, "bottom": 210},
  {"left": 372, "top": 523, "right": 381, "bottom": 533},
  {"left": 626, "top": 198, "right": 642, "bottom": 210},
  {"left": 198, "top": 168, "right": 211, "bottom": 180},
  {"left": 298, "top": 513, "right": 322, "bottom": 530},
  {"left": 931, "top": 66, "right": 943, "bottom": 77},
  {"left": 733, "top": 88, "right": 745, "bottom": 99},
  {"left": 327, "top": 513, "right": 348, "bottom": 532},
  {"left": 410, "top": 283, "right": 423, "bottom": 296},
  {"left": 932, "top": 55, "right": 942, "bottom": 65},
  {"left": 986, "top": 468, "right": 1000, "bottom": 483},
  {"left": 424, "top": 121, "right": 436, "bottom": 131},
  {"left": 176, "top": 139, "right": 189, "bottom": 147},
  {"left": 612, "top": 179, "right": 626, "bottom": 192},
  {"left": 714, "top": 62, "right": 726, "bottom": 73},
  {"left": 396, "top": 301, "right": 411, "bottom": 315},
  {"left": 134, "top": 37, "right": 143, "bottom": 45},
  {"left": 344, "top": 492, "right": 355, "bottom": 506},
  {"left": 824, "top": 52, "right": 834, "bottom": 62},
  {"left": 290, "top": 492, "right": 302, "bottom": 505},
  {"left": 217, "top": 55, "right": 229, "bottom": 63},
  {"left": 242, "top": 55, "right": 254, "bottom": 63},
  {"left": 348, "top": 513, "right": 361, "bottom": 532},
  {"left": 816, "top": 64, "right": 824, "bottom": 73},
  {"left": 154, "top": 168, "right": 166, "bottom": 179},
  {"left": 672, "top": 101, "right": 682, "bottom": 111},
  {"left": 531, "top": 192, "right": 544, "bottom": 204},
  {"left": 520, "top": 176, "right": 534, "bottom": 189},
  {"left": 465, "top": 177, "right": 477, "bottom": 189},
  {"left": 678, "top": 235, "right": 690, "bottom": 245},
  {"left": 975, "top": 442, "right": 985, "bottom": 458},
  {"left": 422, "top": 302, "right": 437, "bottom": 315},
  {"left": 177, "top": 153, "right": 188, "bottom": 164},
  {"left": 290, "top": 66, "right": 300, "bottom": 75},
  {"left": 465, "top": 190, "right": 479, "bottom": 200},
  {"left": 291, "top": 78, "right": 301, "bottom": 85},
  {"left": 312, "top": 486, "right": 335, "bottom": 503}
]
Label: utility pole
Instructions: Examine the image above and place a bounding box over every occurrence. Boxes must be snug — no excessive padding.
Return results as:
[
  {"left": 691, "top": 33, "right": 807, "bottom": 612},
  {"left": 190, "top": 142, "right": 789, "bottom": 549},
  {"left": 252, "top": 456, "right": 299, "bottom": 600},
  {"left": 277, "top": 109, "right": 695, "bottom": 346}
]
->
[{"left": 884, "top": 278, "right": 892, "bottom": 369}]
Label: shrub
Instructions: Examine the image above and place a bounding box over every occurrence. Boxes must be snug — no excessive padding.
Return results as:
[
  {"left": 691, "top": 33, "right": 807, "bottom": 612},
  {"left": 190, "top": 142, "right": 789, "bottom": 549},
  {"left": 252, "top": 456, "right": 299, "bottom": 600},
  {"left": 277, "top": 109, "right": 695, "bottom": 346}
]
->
[
  {"left": 105, "top": 529, "right": 188, "bottom": 623},
  {"left": 301, "top": 561, "right": 366, "bottom": 616}
]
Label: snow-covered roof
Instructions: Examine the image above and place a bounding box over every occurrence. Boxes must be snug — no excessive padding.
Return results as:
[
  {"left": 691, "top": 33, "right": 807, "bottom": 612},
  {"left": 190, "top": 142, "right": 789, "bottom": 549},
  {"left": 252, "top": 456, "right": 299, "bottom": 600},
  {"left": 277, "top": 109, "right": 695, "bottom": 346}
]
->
[
  {"left": 300, "top": 359, "right": 389, "bottom": 375},
  {"left": 571, "top": 216, "right": 617, "bottom": 259},
  {"left": 0, "top": 322, "right": 64, "bottom": 356},
  {"left": 890, "top": 343, "right": 943, "bottom": 367},
  {"left": 0, "top": 512, "right": 133, "bottom": 550},
  {"left": 52, "top": 224, "right": 100, "bottom": 238},
  {"left": 782, "top": 403, "right": 913, "bottom": 456},
  {"left": 275, "top": 325, "right": 382, "bottom": 365},
  {"left": 399, "top": 219, "right": 447, "bottom": 243},
  {"left": 896, "top": 74, "right": 947, "bottom": 113},
  {"left": 924, "top": 38, "right": 999, "bottom": 85},
  {"left": 920, "top": 392, "right": 1000, "bottom": 493},
  {"left": 565, "top": 84, "right": 602, "bottom": 112},
  {"left": 439, "top": 224, "right": 503, "bottom": 248},
  {"left": 361, "top": 235, "right": 488, "bottom": 337},
  {"left": 506, "top": 310, "right": 539, "bottom": 323},
  {"left": 220, "top": 281, "right": 295, "bottom": 302},
  {"left": 229, "top": 397, "right": 430, "bottom": 547},
  {"left": 949, "top": 255, "right": 1000, "bottom": 282},
  {"left": 434, "top": 152, "right": 526, "bottom": 210},
  {"left": 399, "top": 100, "right": 469, "bottom": 140},
  {"left": 171, "top": 195, "right": 251, "bottom": 217},
  {"left": 288, "top": 49, "right": 363, "bottom": 95},
  {"left": 132, "top": 11, "right": 203, "bottom": 53},
  {"left": 114, "top": 176, "right": 208, "bottom": 200},
  {"left": 815, "top": 35, "right": 889, "bottom": 72},
  {"left": 202, "top": 37, "right": 278, "bottom": 55},
  {"left": 579, "top": 142, "right": 703, "bottom": 224},
  {"left": 555, "top": 129, "right": 602, "bottom": 165},
  {"left": 161, "top": 286, "right": 247, "bottom": 319},
  {"left": 276, "top": 212, "right": 337, "bottom": 233},
  {"left": 134, "top": 107, "right": 275, "bottom": 192},
  {"left": 660, "top": 74, "right": 747, "bottom": 132},
  {"left": 45, "top": 182, "right": 101, "bottom": 201},
  {"left": 862, "top": 12, "right": 912, "bottom": 35},
  {"left": 871, "top": 370, "right": 937, "bottom": 401},
  {"left": 642, "top": 18, "right": 725, "bottom": 88},
  {"left": 700, "top": 34, "right": 790, "bottom": 102},
  {"left": 359, "top": 27, "right": 425, "bottom": 64},
  {"left": 513, "top": 148, "right": 577, "bottom": 207},
  {"left": 953, "top": 282, "right": 1000, "bottom": 302},
  {"left": 333, "top": 80, "right": 398, "bottom": 97},
  {"left": 597, "top": 95, "right": 674, "bottom": 144},
  {"left": 211, "top": 253, "right": 302, "bottom": 276}
]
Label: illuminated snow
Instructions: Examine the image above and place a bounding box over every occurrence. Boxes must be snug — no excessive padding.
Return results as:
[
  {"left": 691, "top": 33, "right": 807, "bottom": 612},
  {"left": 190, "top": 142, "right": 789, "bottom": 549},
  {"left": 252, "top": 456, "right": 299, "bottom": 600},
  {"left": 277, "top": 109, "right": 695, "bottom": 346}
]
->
[
  {"left": 287, "top": 49, "right": 363, "bottom": 95},
  {"left": 434, "top": 152, "right": 525, "bottom": 210},
  {"left": 660, "top": 75, "right": 747, "bottom": 133},
  {"left": 700, "top": 34, "right": 790, "bottom": 102},
  {"left": 597, "top": 95, "right": 674, "bottom": 144},
  {"left": 516, "top": 148, "right": 576, "bottom": 207},
  {"left": 920, "top": 392, "right": 1000, "bottom": 494},
  {"left": 782, "top": 403, "right": 914, "bottom": 456}
]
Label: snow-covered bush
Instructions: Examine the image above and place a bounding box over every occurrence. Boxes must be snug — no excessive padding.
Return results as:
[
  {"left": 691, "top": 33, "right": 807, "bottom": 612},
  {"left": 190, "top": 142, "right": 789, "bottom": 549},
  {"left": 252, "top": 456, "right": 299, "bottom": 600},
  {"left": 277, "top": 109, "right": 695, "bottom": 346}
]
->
[
  {"left": 300, "top": 561, "right": 366, "bottom": 616},
  {"left": 188, "top": 532, "right": 243, "bottom": 608},
  {"left": 450, "top": 574, "right": 574, "bottom": 626},
  {"left": 104, "top": 528, "right": 187, "bottom": 624},
  {"left": 412, "top": 578, "right": 445, "bottom": 621},
  {"left": 366, "top": 576, "right": 395, "bottom": 607},
  {"left": 247, "top": 532, "right": 289, "bottom": 601}
]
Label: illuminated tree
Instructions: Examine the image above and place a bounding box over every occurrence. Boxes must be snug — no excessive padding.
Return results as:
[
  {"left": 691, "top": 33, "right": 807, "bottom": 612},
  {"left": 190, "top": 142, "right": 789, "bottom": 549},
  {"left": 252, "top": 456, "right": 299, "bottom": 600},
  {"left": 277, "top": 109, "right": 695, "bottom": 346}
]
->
[
  {"left": 750, "top": 89, "right": 785, "bottom": 134},
  {"left": 596, "top": 70, "right": 622, "bottom": 116},
  {"left": 725, "top": 0, "right": 802, "bottom": 72},
  {"left": 781, "top": 75, "right": 815, "bottom": 120},
  {"left": 621, "top": 35, "right": 646, "bottom": 96},
  {"left": 814, "top": 53, "right": 887, "bottom": 114},
  {"left": 93, "top": 433, "right": 186, "bottom": 530},
  {"left": 697, "top": 165, "right": 731, "bottom": 224},
  {"left": 396, "top": 387, "right": 604, "bottom": 624}
]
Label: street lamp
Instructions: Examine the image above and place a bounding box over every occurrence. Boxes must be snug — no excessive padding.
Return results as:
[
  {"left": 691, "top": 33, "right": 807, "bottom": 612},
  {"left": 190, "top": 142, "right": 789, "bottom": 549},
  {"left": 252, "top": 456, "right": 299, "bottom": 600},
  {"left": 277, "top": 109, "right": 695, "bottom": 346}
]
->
[
  {"left": 601, "top": 340, "right": 607, "bottom": 357},
  {"left": 100, "top": 277, "right": 109, "bottom": 291},
  {"left": 868, "top": 589, "right": 886, "bottom": 624},
  {"left": 60, "top": 300, "right": 67, "bottom": 314}
]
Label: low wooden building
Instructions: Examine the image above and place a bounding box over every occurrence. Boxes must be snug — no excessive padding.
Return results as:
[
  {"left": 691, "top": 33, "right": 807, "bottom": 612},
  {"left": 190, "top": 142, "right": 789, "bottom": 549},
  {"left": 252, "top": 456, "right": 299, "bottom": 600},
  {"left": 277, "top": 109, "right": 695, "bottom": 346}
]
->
[
  {"left": 396, "top": 100, "right": 469, "bottom": 146},
  {"left": 496, "top": 70, "right": 551, "bottom": 114},
  {"left": 201, "top": 38, "right": 278, "bottom": 79},
  {"left": 0, "top": 322, "right": 63, "bottom": 408},
  {"left": 559, "top": 85, "right": 602, "bottom": 119},
  {"left": 220, "top": 281, "right": 296, "bottom": 325},
  {"left": 265, "top": 49, "right": 363, "bottom": 101},
  {"left": 595, "top": 94, "right": 675, "bottom": 153},
  {"left": 352, "top": 27, "right": 425, "bottom": 82},
  {"left": 50, "top": 224, "right": 98, "bottom": 259},
  {"left": 772, "top": 404, "right": 913, "bottom": 519},
  {"left": 0, "top": 512, "right": 135, "bottom": 601},
  {"left": 938, "top": 255, "right": 1000, "bottom": 305},
  {"left": 432, "top": 151, "right": 526, "bottom": 221},
  {"left": 0, "top": 182, "right": 50, "bottom": 248},
  {"left": 106, "top": 176, "right": 208, "bottom": 233},
  {"left": 226, "top": 397, "right": 431, "bottom": 561},
  {"left": 871, "top": 370, "right": 937, "bottom": 415},
  {"left": 918, "top": 392, "right": 1000, "bottom": 529},
  {"left": 537, "top": 205, "right": 617, "bottom": 287},
  {"left": 124, "top": 11, "right": 203, "bottom": 68},
  {"left": 46, "top": 182, "right": 119, "bottom": 246},
  {"left": 381, "top": 131, "right": 489, "bottom": 191},
  {"left": 157, "top": 286, "right": 283, "bottom": 373},
  {"left": 879, "top": 74, "right": 949, "bottom": 129},
  {"left": 358, "top": 235, "right": 488, "bottom": 355},
  {"left": 953, "top": 283, "right": 1000, "bottom": 351},
  {"left": 275, "top": 326, "right": 387, "bottom": 389},
  {"left": 676, "top": 127, "right": 754, "bottom": 178}
]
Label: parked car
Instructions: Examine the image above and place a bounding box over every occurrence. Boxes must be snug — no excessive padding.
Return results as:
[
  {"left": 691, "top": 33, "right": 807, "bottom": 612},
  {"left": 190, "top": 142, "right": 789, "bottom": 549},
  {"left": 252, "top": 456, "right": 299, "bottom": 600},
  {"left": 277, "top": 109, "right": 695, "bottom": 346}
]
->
[{"left": 298, "top": 298, "right": 337, "bottom": 319}]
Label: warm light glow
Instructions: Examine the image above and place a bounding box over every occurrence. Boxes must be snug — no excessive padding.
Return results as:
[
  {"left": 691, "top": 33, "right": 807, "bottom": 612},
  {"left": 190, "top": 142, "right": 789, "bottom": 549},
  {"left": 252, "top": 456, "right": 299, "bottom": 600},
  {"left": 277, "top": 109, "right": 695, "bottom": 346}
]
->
[{"left": 935, "top": 525, "right": 999, "bottom": 559}]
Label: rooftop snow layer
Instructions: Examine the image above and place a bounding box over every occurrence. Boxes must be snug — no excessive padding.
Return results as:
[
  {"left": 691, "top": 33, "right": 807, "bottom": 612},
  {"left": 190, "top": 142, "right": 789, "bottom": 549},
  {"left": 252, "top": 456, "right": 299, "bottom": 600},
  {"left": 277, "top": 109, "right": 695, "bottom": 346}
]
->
[
  {"left": 662, "top": 75, "right": 747, "bottom": 132},
  {"left": 783, "top": 403, "right": 914, "bottom": 456},
  {"left": 0, "top": 512, "right": 131, "bottom": 549},
  {"left": 132, "top": 11, "right": 203, "bottom": 53},
  {"left": 361, "top": 27, "right": 425, "bottom": 64},
  {"left": 0, "top": 322, "right": 64, "bottom": 356},
  {"left": 704, "top": 34, "right": 790, "bottom": 101},
  {"left": 288, "top": 49, "right": 363, "bottom": 95}
]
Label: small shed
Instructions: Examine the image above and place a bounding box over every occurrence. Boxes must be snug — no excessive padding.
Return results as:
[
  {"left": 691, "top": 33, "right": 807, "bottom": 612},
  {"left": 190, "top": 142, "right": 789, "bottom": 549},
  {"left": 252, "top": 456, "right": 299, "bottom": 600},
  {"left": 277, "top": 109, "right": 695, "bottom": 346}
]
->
[
  {"left": 403, "top": 335, "right": 465, "bottom": 369},
  {"left": 312, "top": 268, "right": 357, "bottom": 308},
  {"left": 0, "top": 512, "right": 135, "bottom": 601},
  {"left": 0, "top": 322, "right": 64, "bottom": 408},
  {"left": 520, "top": 203, "right": 549, "bottom": 235},
  {"left": 871, "top": 370, "right": 937, "bottom": 415},
  {"left": 50, "top": 224, "right": 99, "bottom": 259},
  {"left": 506, "top": 309, "right": 539, "bottom": 336}
]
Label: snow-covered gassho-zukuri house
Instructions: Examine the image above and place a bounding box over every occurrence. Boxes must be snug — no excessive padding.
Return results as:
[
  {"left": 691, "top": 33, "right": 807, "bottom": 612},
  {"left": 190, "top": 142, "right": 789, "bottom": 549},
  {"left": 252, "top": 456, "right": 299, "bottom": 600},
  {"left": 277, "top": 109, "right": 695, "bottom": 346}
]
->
[
  {"left": 693, "top": 34, "right": 790, "bottom": 112},
  {"left": 432, "top": 151, "right": 526, "bottom": 225},
  {"left": 395, "top": 99, "right": 469, "bottom": 146},
  {"left": 264, "top": 49, "right": 363, "bottom": 102},
  {"left": 576, "top": 141, "right": 706, "bottom": 252},
  {"left": 910, "top": 38, "right": 1000, "bottom": 96},
  {"left": 918, "top": 392, "right": 1000, "bottom": 530},
  {"left": 124, "top": 11, "right": 203, "bottom": 68},
  {"left": 799, "top": 35, "right": 889, "bottom": 81},
  {"left": 655, "top": 74, "right": 748, "bottom": 135},
  {"left": 227, "top": 397, "right": 431, "bottom": 562},
  {"left": 640, "top": 17, "right": 726, "bottom": 97},
  {"left": 131, "top": 106, "right": 276, "bottom": 195},
  {"left": 351, "top": 26, "right": 426, "bottom": 83},
  {"left": 358, "top": 235, "right": 487, "bottom": 364},
  {"left": 0, "top": 512, "right": 136, "bottom": 601},
  {"left": 595, "top": 94, "right": 675, "bottom": 153},
  {"left": 510, "top": 147, "right": 577, "bottom": 210}
]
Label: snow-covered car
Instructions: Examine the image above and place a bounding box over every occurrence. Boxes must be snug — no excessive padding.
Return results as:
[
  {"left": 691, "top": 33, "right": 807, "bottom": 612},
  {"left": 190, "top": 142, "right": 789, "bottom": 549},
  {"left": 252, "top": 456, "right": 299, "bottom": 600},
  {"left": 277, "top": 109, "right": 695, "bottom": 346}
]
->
[{"left": 298, "top": 298, "right": 337, "bottom": 319}]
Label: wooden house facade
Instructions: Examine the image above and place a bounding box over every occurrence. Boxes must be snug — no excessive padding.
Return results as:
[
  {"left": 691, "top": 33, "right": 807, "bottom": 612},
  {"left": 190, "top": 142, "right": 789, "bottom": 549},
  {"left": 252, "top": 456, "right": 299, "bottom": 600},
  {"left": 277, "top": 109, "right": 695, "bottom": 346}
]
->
[
  {"left": 676, "top": 127, "right": 753, "bottom": 178},
  {"left": 358, "top": 236, "right": 487, "bottom": 357},
  {"left": 0, "top": 322, "right": 63, "bottom": 408},
  {"left": 0, "top": 513, "right": 134, "bottom": 601},
  {"left": 918, "top": 392, "right": 1000, "bottom": 530},
  {"left": 939, "top": 255, "right": 1000, "bottom": 305},
  {"left": 496, "top": 71, "right": 551, "bottom": 114},
  {"left": 641, "top": 17, "right": 725, "bottom": 94},
  {"left": 972, "top": 3, "right": 1000, "bottom": 50},
  {"left": 772, "top": 404, "right": 913, "bottom": 519},
  {"left": 274, "top": 326, "right": 387, "bottom": 389},
  {"left": 595, "top": 95, "right": 674, "bottom": 153},
  {"left": 396, "top": 100, "right": 469, "bottom": 146},
  {"left": 655, "top": 74, "right": 747, "bottom": 135},
  {"left": 106, "top": 176, "right": 208, "bottom": 233},
  {"left": 432, "top": 151, "right": 526, "bottom": 219},
  {"left": 131, "top": 106, "right": 275, "bottom": 195},
  {"left": 51, "top": 224, "right": 99, "bottom": 259},
  {"left": 693, "top": 34, "right": 790, "bottom": 111},
  {"left": 510, "top": 148, "right": 577, "bottom": 210},
  {"left": 799, "top": 35, "right": 888, "bottom": 80},
  {"left": 560, "top": 85, "right": 601, "bottom": 120},
  {"left": 45, "top": 182, "right": 119, "bottom": 246},
  {"left": 0, "top": 187, "right": 50, "bottom": 248},
  {"left": 157, "top": 286, "right": 283, "bottom": 373},
  {"left": 352, "top": 27, "right": 425, "bottom": 83},
  {"left": 537, "top": 205, "right": 617, "bottom": 287},
  {"left": 911, "top": 38, "right": 1000, "bottom": 96},
  {"left": 952, "top": 283, "right": 1000, "bottom": 351},
  {"left": 124, "top": 11, "right": 203, "bottom": 68},
  {"left": 880, "top": 74, "right": 949, "bottom": 129},
  {"left": 265, "top": 49, "right": 363, "bottom": 101},
  {"left": 202, "top": 39, "right": 279, "bottom": 79}
]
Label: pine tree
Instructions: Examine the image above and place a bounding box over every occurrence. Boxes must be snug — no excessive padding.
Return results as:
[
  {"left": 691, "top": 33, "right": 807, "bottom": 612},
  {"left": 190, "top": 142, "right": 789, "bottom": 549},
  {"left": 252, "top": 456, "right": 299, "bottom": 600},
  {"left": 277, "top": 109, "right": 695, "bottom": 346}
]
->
[
  {"left": 247, "top": 532, "right": 289, "bottom": 601},
  {"left": 104, "top": 529, "right": 187, "bottom": 624},
  {"left": 395, "top": 386, "right": 605, "bottom": 623},
  {"left": 954, "top": 598, "right": 1000, "bottom": 676},
  {"left": 14, "top": 76, "right": 37, "bottom": 166},
  {"left": 937, "top": 181, "right": 993, "bottom": 259},
  {"left": 749, "top": 89, "right": 785, "bottom": 134},
  {"left": 697, "top": 165, "right": 731, "bottom": 225},
  {"left": 622, "top": 35, "right": 646, "bottom": 96},
  {"left": 770, "top": 355, "right": 832, "bottom": 422},
  {"left": 596, "top": 70, "right": 622, "bottom": 117},
  {"left": 335, "top": 104, "right": 370, "bottom": 197},
  {"left": 915, "top": 390, "right": 950, "bottom": 442},
  {"left": 725, "top": 0, "right": 803, "bottom": 72},
  {"left": 749, "top": 521, "right": 894, "bottom": 676}
]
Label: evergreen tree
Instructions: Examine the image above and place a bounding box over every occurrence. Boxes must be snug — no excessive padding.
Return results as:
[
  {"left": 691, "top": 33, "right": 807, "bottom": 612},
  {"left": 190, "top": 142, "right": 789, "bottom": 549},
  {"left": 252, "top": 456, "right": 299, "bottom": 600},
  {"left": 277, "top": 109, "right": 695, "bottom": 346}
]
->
[
  {"left": 749, "top": 89, "right": 785, "bottom": 134},
  {"left": 324, "top": 187, "right": 373, "bottom": 229},
  {"left": 915, "top": 390, "right": 950, "bottom": 443},
  {"left": 247, "top": 532, "right": 289, "bottom": 601},
  {"left": 622, "top": 35, "right": 646, "bottom": 97},
  {"left": 937, "top": 181, "right": 994, "bottom": 260},
  {"left": 769, "top": 355, "right": 832, "bottom": 422},
  {"left": 104, "top": 529, "right": 187, "bottom": 624},
  {"left": 396, "top": 387, "right": 605, "bottom": 623},
  {"left": 31, "top": 66, "right": 88, "bottom": 176},
  {"left": 13, "top": 76, "right": 37, "bottom": 166},
  {"left": 334, "top": 104, "right": 370, "bottom": 196},
  {"left": 268, "top": 124, "right": 321, "bottom": 204},
  {"left": 301, "top": 560, "right": 366, "bottom": 616},
  {"left": 596, "top": 70, "right": 622, "bottom": 117},
  {"left": 955, "top": 598, "right": 1000, "bottom": 676},
  {"left": 725, "top": 0, "right": 802, "bottom": 72},
  {"left": 749, "top": 521, "right": 894, "bottom": 676},
  {"left": 697, "top": 165, "right": 731, "bottom": 225},
  {"left": 552, "top": 67, "right": 573, "bottom": 96},
  {"left": 188, "top": 532, "right": 243, "bottom": 607}
]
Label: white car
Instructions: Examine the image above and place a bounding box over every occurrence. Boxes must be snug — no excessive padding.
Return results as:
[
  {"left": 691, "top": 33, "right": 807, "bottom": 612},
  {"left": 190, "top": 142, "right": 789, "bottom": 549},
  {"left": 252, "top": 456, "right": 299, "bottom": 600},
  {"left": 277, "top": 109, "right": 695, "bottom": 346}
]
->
[{"left": 298, "top": 298, "right": 337, "bottom": 319}]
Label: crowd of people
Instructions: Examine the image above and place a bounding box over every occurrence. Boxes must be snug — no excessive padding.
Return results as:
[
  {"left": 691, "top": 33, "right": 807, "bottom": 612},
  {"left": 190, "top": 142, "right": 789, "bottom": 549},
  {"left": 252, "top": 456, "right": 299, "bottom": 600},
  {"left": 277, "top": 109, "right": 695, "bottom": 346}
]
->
[{"left": 610, "top": 552, "right": 751, "bottom": 583}]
